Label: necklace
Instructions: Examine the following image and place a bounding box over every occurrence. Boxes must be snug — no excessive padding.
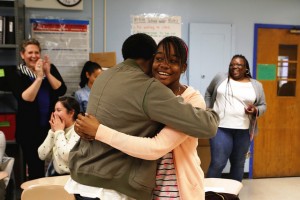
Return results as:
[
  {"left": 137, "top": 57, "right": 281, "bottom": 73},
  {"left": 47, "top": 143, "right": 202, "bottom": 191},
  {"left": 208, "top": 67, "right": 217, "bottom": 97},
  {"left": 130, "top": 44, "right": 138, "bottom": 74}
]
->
[{"left": 176, "top": 86, "right": 181, "bottom": 96}]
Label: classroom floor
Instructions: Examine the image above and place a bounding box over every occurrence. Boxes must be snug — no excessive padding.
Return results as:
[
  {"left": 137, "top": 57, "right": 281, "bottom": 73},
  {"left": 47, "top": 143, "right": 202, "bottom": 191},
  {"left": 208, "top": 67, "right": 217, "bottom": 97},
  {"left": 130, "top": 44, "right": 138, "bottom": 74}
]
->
[{"left": 239, "top": 177, "right": 300, "bottom": 200}]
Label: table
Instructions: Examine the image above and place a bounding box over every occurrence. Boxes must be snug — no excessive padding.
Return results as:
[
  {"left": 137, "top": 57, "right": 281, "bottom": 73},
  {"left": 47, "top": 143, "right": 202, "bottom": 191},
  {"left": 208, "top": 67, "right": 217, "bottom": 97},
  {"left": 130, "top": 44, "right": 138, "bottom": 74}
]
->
[
  {"left": 21, "top": 176, "right": 243, "bottom": 195},
  {"left": 21, "top": 175, "right": 70, "bottom": 190},
  {"left": 204, "top": 178, "right": 243, "bottom": 195}
]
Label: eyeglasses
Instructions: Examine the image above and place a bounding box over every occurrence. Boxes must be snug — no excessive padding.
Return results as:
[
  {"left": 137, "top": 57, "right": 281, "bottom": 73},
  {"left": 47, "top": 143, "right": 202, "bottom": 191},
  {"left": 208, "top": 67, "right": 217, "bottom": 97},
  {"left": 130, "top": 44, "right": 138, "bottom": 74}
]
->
[{"left": 229, "top": 63, "right": 244, "bottom": 68}]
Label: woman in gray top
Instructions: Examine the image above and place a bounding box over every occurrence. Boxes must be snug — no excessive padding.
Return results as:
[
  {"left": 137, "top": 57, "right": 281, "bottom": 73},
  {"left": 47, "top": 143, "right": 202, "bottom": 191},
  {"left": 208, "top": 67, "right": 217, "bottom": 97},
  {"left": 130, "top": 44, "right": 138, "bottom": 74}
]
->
[{"left": 205, "top": 54, "right": 266, "bottom": 182}]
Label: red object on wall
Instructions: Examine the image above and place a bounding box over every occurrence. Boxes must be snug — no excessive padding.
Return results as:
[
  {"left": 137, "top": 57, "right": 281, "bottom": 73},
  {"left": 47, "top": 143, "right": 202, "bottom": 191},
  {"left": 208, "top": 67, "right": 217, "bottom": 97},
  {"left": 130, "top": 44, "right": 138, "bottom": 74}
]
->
[{"left": 0, "top": 114, "right": 16, "bottom": 141}]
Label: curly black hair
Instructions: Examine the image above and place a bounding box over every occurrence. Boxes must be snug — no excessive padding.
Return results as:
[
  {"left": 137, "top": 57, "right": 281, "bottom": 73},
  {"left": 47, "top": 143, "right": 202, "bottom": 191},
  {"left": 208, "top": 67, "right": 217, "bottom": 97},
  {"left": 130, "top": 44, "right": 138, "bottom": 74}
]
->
[{"left": 122, "top": 33, "right": 157, "bottom": 60}]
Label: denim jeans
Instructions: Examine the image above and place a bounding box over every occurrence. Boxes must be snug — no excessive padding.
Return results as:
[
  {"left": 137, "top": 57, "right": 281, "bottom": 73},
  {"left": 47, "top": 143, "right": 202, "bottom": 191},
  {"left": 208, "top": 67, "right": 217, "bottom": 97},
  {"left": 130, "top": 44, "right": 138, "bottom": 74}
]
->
[
  {"left": 75, "top": 194, "right": 100, "bottom": 200},
  {"left": 206, "top": 127, "right": 250, "bottom": 182}
]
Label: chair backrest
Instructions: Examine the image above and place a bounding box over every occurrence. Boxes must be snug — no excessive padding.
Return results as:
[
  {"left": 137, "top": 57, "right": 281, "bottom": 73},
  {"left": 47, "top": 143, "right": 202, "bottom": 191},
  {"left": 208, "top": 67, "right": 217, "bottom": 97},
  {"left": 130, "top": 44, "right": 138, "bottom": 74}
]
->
[
  {"left": 0, "top": 156, "right": 14, "bottom": 187},
  {"left": 21, "top": 175, "right": 70, "bottom": 190},
  {"left": 21, "top": 185, "right": 75, "bottom": 200},
  {"left": 0, "top": 132, "right": 6, "bottom": 162}
]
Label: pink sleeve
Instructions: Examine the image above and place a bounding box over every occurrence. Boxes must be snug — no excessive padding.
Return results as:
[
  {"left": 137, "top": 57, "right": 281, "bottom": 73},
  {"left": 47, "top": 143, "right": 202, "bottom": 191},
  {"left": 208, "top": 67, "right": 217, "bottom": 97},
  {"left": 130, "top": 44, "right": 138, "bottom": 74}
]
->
[
  {"left": 95, "top": 124, "right": 188, "bottom": 160},
  {"left": 94, "top": 88, "right": 206, "bottom": 160}
]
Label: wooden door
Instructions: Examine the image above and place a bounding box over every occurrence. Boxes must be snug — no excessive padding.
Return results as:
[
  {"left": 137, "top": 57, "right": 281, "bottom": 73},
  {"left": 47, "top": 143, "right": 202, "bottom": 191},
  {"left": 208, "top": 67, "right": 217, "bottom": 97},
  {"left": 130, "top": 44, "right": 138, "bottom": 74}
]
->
[{"left": 253, "top": 27, "right": 300, "bottom": 178}]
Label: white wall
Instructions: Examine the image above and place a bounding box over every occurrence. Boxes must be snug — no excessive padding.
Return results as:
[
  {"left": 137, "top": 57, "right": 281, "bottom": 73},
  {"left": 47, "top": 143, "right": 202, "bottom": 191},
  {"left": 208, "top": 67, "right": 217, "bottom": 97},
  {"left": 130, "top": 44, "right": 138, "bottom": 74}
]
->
[
  {"left": 25, "top": 0, "right": 300, "bottom": 70},
  {"left": 104, "top": 0, "right": 300, "bottom": 65}
]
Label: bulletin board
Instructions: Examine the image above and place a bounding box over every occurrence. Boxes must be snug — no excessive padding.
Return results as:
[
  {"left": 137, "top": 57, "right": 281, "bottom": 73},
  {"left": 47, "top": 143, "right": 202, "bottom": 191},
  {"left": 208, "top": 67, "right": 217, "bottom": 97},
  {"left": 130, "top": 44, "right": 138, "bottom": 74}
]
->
[{"left": 30, "top": 18, "right": 90, "bottom": 95}]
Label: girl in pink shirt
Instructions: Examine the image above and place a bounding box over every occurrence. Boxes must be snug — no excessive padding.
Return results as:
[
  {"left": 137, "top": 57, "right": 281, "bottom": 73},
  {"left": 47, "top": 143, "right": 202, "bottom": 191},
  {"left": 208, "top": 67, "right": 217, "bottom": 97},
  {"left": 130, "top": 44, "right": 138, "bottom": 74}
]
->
[{"left": 76, "top": 36, "right": 212, "bottom": 200}]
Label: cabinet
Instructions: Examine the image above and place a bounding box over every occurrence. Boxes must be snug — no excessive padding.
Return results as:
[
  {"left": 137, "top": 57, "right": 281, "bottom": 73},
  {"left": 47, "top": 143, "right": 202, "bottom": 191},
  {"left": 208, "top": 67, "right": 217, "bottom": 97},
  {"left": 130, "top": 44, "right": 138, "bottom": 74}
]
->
[
  {"left": 0, "top": 0, "right": 24, "bottom": 66},
  {"left": 0, "top": 0, "right": 24, "bottom": 130},
  {"left": 0, "top": 0, "right": 24, "bottom": 90}
]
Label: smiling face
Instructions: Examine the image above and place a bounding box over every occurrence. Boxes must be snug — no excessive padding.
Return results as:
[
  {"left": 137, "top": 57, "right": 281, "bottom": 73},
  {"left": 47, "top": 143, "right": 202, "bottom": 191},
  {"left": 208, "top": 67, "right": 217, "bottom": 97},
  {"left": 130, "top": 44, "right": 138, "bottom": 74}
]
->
[
  {"left": 20, "top": 44, "right": 41, "bottom": 70},
  {"left": 152, "top": 43, "right": 186, "bottom": 92},
  {"left": 54, "top": 101, "right": 75, "bottom": 128},
  {"left": 229, "top": 57, "right": 247, "bottom": 81}
]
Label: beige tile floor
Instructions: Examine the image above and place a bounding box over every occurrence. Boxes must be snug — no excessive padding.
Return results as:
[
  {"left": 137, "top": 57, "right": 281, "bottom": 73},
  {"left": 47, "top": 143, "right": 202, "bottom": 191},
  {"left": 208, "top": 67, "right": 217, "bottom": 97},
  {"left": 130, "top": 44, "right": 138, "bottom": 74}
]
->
[{"left": 239, "top": 177, "right": 300, "bottom": 200}]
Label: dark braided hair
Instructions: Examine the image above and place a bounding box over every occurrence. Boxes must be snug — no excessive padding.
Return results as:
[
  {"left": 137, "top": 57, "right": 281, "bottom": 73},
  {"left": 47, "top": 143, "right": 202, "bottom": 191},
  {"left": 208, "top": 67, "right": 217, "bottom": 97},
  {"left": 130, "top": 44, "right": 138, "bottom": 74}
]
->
[{"left": 228, "top": 54, "right": 252, "bottom": 78}]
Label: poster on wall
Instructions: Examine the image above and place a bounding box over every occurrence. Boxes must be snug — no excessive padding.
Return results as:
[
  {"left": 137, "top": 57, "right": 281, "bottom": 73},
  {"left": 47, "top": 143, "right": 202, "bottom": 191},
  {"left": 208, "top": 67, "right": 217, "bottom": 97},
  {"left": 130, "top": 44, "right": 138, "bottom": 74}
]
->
[
  {"left": 30, "top": 18, "right": 89, "bottom": 95},
  {"left": 131, "top": 13, "right": 181, "bottom": 43}
]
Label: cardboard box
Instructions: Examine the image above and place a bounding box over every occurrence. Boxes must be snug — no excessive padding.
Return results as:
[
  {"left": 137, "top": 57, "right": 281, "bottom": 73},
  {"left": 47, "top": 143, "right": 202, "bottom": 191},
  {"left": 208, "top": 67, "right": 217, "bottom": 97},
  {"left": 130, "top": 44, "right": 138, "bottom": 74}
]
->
[
  {"left": 197, "top": 139, "right": 211, "bottom": 174},
  {"left": 0, "top": 114, "right": 16, "bottom": 141},
  {"left": 89, "top": 52, "right": 117, "bottom": 68}
]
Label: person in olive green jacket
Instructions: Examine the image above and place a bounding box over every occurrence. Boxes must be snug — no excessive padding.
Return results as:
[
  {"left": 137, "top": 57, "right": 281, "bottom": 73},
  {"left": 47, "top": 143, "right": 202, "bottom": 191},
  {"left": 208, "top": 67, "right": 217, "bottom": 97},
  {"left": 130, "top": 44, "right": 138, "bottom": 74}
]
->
[{"left": 66, "top": 33, "right": 219, "bottom": 200}]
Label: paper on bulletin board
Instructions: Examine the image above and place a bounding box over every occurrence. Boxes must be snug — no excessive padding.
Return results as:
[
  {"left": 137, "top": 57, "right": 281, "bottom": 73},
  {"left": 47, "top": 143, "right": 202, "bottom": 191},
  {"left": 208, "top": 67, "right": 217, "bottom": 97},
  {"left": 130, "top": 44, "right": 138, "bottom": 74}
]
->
[
  {"left": 257, "top": 64, "right": 276, "bottom": 80},
  {"left": 131, "top": 13, "right": 181, "bottom": 43},
  {"left": 30, "top": 19, "right": 90, "bottom": 95}
]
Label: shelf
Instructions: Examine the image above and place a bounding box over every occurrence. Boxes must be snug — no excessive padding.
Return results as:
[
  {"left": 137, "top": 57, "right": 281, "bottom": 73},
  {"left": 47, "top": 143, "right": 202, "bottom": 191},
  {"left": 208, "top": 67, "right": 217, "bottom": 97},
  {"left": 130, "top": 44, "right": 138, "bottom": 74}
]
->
[
  {"left": 0, "top": 44, "right": 18, "bottom": 48},
  {"left": 0, "top": 0, "right": 24, "bottom": 66},
  {"left": 0, "top": 1, "right": 14, "bottom": 7}
]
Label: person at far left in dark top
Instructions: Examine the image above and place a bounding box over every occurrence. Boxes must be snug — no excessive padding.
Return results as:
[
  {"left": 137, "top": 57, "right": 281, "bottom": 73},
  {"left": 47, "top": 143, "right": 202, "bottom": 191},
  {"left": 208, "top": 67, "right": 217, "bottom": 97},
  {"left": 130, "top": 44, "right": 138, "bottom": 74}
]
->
[{"left": 8, "top": 38, "right": 67, "bottom": 180}]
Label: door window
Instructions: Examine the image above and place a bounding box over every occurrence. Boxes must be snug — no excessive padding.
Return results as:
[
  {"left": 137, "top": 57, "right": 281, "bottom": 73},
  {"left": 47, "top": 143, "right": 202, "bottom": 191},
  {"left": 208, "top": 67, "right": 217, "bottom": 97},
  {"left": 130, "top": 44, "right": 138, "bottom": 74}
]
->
[{"left": 277, "top": 45, "right": 297, "bottom": 96}]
